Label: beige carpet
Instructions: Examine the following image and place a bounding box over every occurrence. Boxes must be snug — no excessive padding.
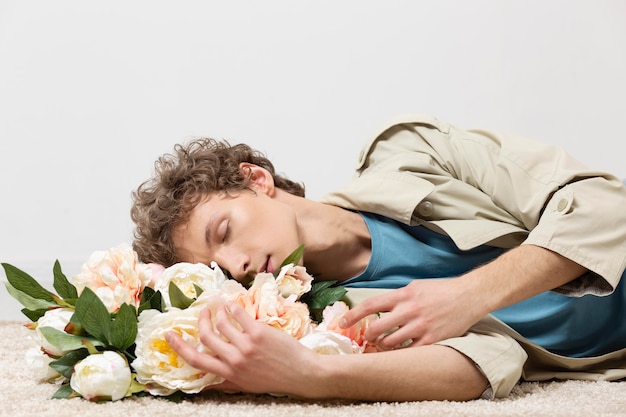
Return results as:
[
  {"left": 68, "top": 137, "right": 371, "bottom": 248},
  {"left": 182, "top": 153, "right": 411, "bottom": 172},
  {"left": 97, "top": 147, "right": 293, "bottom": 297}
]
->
[{"left": 1, "top": 320, "right": 625, "bottom": 417}]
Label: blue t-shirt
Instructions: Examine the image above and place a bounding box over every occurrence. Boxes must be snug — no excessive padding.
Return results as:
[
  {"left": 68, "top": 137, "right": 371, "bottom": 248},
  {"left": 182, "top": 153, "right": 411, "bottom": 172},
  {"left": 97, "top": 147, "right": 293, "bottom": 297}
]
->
[{"left": 342, "top": 212, "right": 626, "bottom": 358}]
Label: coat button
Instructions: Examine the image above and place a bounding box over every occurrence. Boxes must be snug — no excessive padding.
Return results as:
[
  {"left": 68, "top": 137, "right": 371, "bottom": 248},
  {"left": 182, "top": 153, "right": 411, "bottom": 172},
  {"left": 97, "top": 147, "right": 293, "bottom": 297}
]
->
[
  {"left": 417, "top": 200, "right": 434, "bottom": 217},
  {"left": 557, "top": 198, "right": 568, "bottom": 212}
]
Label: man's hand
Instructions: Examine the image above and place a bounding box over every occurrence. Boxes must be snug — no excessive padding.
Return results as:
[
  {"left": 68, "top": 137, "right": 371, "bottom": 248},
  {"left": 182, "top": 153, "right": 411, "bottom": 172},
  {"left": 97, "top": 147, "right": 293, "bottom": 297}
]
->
[
  {"left": 340, "top": 278, "right": 484, "bottom": 349},
  {"left": 339, "top": 245, "right": 589, "bottom": 349},
  {"left": 166, "top": 302, "right": 321, "bottom": 397}
]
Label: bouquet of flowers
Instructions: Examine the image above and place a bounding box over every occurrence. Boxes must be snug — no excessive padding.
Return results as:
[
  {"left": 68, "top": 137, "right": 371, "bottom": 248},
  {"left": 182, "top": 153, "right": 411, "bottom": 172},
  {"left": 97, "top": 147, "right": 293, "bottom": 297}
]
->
[{"left": 2, "top": 243, "right": 380, "bottom": 402}]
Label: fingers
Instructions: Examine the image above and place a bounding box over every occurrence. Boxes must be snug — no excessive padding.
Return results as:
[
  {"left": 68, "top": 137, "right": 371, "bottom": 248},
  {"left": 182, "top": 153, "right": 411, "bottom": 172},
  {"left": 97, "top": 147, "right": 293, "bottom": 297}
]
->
[
  {"left": 341, "top": 292, "right": 430, "bottom": 349},
  {"left": 339, "top": 292, "right": 397, "bottom": 329},
  {"left": 375, "top": 325, "right": 419, "bottom": 350},
  {"left": 165, "top": 322, "right": 229, "bottom": 376},
  {"left": 369, "top": 313, "right": 438, "bottom": 350},
  {"left": 165, "top": 305, "right": 245, "bottom": 375},
  {"left": 211, "top": 304, "right": 244, "bottom": 343},
  {"left": 358, "top": 310, "right": 416, "bottom": 350},
  {"left": 224, "top": 302, "right": 258, "bottom": 333},
  {"left": 211, "top": 302, "right": 262, "bottom": 355},
  {"left": 198, "top": 305, "right": 234, "bottom": 351}
]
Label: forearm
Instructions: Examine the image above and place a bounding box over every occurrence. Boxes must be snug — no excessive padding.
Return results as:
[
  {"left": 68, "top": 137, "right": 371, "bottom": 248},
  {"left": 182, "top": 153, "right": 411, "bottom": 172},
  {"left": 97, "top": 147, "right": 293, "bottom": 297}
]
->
[
  {"left": 461, "top": 244, "right": 588, "bottom": 316},
  {"left": 304, "top": 345, "right": 488, "bottom": 401}
]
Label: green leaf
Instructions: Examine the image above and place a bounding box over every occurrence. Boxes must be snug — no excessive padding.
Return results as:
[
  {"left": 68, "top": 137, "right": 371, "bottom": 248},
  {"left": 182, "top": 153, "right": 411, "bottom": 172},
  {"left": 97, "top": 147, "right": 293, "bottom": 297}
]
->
[
  {"left": 53, "top": 260, "right": 78, "bottom": 300},
  {"left": 52, "top": 383, "right": 80, "bottom": 399},
  {"left": 138, "top": 286, "right": 155, "bottom": 314},
  {"left": 301, "top": 281, "right": 340, "bottom": 304},
  {"left": 109, "top": 303, "right": 137, "bottom": 351},
  {"left": 152, "top": 292, "right": 164, "bottom": 312},
  {"left": 306, "top": 280, "right": 335, "bottom": 292},
  {"left": 39, "top": 326, "right": 105, "bottom": 352},
  {"left": 275, "top": 245, "right": 305, "bottom": 277},
  {"left": 300, "top": 281, "right": 348, "bottom": 322},
  {"left": 139, "top": 286, "right": 155, "bottom": 304},
  {"left": 310, "top": 287, "right": 348, "bottom": 310},
  {"left": 21, "top": 307, "right": 48, "bottom": 322},
  {"left": 2, "top": 263, "right": 56, "bottom": 303},
  {"left": 72, "top": 287, "right": 112, "bottom": 345},
  {"left": 139, "top": 287, "right": 165, "bottom": 314},
  {"left": 193, "top": 284, "right": 204, "bottom": 297},
  {"left": 51, "top": 294, "right": 76, "bottom": 308},
  {"left": 305, "top": 281, "right": 348, "bottom": 308},
  {"left": 49, "top": 349, "right": 90, "bottom": 379},
  {"left": 127, "top": 374, "right": 146, "bottom": 396},
  {"left": 164, "top": 390, "right": 188, "bottom": 403},
  {"left": 4, "top": 281, "right": 56, "bottom": 312},
  {"left": 168, "top": 282, "right": 194, "bottom": 310}
]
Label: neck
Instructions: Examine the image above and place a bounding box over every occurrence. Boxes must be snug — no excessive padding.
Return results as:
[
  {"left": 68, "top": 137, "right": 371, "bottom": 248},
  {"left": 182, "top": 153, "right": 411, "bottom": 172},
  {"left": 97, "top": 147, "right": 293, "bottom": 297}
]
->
[{"left": 280, "top": 191, "right": 371, "bottom": 281}]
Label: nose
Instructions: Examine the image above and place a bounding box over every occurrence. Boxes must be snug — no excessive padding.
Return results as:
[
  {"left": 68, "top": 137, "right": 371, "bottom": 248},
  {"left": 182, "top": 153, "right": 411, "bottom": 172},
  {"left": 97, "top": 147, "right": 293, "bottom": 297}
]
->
[{"left": 215, "top": 248, "right": 252, "bottom": 284}]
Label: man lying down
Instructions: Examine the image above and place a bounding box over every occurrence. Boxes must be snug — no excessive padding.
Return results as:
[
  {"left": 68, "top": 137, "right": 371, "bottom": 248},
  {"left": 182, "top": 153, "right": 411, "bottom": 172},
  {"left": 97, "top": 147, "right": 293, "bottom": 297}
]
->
[{"left": 130, "top": 114, "right": 626, "bottom": 401}]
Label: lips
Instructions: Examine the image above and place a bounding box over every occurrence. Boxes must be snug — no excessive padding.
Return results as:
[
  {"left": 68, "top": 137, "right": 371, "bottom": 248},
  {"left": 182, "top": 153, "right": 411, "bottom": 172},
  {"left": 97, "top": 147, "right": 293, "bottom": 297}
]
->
[{"left": 262, "top": 257, "right": 273, "bottom": 274}]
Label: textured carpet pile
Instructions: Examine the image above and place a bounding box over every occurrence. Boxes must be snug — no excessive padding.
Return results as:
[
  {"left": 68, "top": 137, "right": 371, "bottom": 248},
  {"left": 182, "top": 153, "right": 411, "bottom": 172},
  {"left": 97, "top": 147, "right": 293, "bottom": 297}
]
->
[{"left": 1, "top": 320, "right": 624, "bottom": 417}]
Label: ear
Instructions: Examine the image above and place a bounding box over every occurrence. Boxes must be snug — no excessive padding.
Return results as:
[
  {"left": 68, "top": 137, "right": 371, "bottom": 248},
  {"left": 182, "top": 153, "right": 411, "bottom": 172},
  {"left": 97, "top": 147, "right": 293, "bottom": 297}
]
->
[{"left": 239, "top": 163, "right": 276, "bottom": 196}]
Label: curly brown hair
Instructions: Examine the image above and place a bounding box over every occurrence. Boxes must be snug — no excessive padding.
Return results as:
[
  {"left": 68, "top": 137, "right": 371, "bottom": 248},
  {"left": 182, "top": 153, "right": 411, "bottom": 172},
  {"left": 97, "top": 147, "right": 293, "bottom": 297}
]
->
[{"left": 130, "top": 138, "right": 305, "bottom": 266}]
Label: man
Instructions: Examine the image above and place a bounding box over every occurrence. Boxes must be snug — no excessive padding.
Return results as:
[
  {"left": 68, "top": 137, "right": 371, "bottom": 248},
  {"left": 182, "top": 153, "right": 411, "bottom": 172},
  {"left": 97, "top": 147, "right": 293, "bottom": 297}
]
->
[{"left": 131, "top": 114, "right": 626, "bottom": 400}]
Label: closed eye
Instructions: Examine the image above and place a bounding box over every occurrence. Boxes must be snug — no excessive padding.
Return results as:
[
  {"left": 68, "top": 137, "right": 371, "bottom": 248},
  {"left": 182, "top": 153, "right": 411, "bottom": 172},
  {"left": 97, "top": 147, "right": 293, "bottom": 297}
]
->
[{"left": 218, "top": 220, "right": 230, "bottom": 243}]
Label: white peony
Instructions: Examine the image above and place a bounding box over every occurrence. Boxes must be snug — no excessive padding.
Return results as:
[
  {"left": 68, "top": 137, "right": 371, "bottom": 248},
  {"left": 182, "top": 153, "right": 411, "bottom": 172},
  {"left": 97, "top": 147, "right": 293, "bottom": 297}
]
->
[
  {"left": 35, "top": 308, "right": 74, "bottom": 357},
  {"left": 299, "top": 331, "right": 356, "bottom": 355},
  {"left": 70, "top": 351, "right": 132, "bottom": 401},
  {"left": 155, "top": 261, "right": 228, "bottom": 309},
  {"left": 131, "top": 306, "right": 224, "bottom": 396},
  {"left": 25, "top": 347, "right": 65, "bottom": 382},
  {"left": 275, "top": 264, "right": 313, "bottom": 299}
]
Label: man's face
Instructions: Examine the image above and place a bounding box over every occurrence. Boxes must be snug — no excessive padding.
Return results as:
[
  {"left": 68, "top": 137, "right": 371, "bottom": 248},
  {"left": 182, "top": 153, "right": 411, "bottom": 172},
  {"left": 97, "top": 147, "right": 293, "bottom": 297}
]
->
[{"left": 172, "top": 188, "right": 302, "bottom": 285}]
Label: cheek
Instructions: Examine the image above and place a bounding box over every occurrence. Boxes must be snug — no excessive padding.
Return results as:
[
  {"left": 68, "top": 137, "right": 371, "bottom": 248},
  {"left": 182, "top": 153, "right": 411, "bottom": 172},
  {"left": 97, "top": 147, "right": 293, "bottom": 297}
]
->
[
  {"left": 235, "top": 196, "right": 302, "bottom": 254},
  {"left": 268, "top": 210, "right": 301, "bottom": 247}
]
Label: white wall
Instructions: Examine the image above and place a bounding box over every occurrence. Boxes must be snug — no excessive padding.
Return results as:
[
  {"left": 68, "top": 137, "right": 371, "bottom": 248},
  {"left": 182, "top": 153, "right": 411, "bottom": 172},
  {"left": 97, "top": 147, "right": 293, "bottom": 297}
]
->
[{"left": 1, "top": 0, "right": 625, "bottom": 321}]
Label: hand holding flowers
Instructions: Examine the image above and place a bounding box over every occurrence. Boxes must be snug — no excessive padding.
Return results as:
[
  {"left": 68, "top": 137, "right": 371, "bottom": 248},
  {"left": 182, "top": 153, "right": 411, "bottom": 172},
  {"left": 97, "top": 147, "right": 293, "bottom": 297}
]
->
[
  {"left": 166, "top": 301, "right": 327, "bottom": 398},
  {"left": 2, "top": 243, "right": 381, "bottom": 402}
]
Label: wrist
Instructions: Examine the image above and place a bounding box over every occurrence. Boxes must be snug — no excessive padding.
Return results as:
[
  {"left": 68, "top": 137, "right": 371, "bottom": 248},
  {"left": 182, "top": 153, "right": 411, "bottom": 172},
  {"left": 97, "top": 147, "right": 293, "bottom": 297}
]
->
[
  {"left": 456, "top": 270, "right": 496, "bottom": 319},
  {"left": 299, "top": 354, "right": 344, "bottom": 399}
]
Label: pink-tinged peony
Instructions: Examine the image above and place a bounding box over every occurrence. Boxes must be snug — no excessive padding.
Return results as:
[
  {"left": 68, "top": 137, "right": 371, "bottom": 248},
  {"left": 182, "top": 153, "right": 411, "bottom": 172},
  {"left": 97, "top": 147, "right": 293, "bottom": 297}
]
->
[
  {"left": 318, "top": 301, "right": 382, "bottom": 353},
  {"left": 275, "top": 302, "right": 314, "bottom": 339},
  {"left": 239, "top": 273, "right": 284, "bottom": 317},
  {"left": 275, "top": 264, "right": 313, "bottom": 299},
  {"left": 235, "top": 274, "right": 313, "bottom": 339},
  {"left": 70, "top": 244, "right": 152, "bottom": 313}
]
